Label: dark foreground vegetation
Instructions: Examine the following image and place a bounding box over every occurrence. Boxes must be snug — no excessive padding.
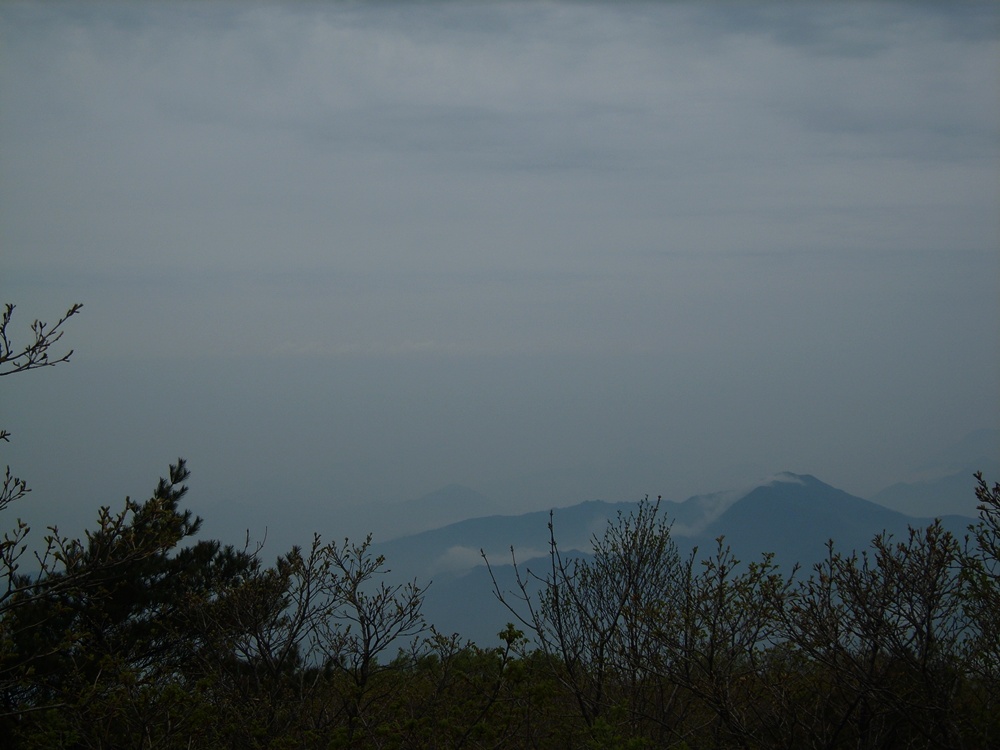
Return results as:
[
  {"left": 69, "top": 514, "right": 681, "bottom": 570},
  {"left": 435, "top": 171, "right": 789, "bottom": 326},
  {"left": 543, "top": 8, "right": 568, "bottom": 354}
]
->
[{"left": 2, "top": 305, "right": 999, "bottom": 749}]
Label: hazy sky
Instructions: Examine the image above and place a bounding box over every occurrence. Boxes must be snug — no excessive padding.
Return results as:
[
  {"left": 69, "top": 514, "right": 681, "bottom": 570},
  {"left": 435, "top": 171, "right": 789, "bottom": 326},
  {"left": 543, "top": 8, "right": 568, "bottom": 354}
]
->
[{"left": 2, "top": 2, "right": 998, "bottom": 549}]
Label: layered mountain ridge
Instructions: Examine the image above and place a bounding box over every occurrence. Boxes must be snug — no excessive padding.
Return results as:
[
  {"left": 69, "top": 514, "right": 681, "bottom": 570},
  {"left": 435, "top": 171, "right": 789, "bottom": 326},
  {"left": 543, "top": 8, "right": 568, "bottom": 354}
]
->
[{"left": 372, "top": 470, "right": 980, "bottom": 645}]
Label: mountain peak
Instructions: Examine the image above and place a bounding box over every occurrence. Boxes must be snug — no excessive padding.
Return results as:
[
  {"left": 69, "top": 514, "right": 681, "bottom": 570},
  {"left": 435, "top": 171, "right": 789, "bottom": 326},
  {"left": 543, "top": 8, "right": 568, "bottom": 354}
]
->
[{"left": 763, "top": 471, "right": 808, "bottom": 486}]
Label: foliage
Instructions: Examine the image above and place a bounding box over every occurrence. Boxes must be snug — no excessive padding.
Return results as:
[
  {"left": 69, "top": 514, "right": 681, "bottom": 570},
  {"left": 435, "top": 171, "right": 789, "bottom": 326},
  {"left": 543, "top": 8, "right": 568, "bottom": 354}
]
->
[
  {"left": 483, "top": 482, "right": 998, "bottom": 750},
  {"left": 778, "top": 522, "right": 969, "bottom": 748},
  {"left": 0, "top": 460, "right": 259, "bottom": 747},
  {"left": 959, "top": 472, "right": 1000, "bottom": 746},
  {"left": 2, "top": 466, "right": 997, "bottom": 749},
  {"left": 486, "top": 496, "right": 683, "bottom": 738}
]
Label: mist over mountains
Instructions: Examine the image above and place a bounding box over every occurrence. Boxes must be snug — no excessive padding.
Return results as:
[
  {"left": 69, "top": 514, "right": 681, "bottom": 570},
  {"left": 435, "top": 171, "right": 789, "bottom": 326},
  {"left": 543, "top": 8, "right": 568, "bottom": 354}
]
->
[
  {"left": 369, "top": 448, "right": 992, "bottom": 645},
  {"left": 352, "top": 430, "right": 997, "bottom": 543}
]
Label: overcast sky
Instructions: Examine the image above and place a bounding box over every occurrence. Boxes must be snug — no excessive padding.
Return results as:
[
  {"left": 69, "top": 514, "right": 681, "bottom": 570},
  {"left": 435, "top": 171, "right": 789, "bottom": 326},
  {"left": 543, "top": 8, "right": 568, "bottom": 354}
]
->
[{"left": 2, "top": 2, "right": 998, "bottom": 549}]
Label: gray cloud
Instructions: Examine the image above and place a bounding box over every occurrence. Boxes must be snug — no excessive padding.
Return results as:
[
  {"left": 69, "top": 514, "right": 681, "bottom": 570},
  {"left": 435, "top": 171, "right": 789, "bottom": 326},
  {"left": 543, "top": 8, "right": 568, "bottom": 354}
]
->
[{"left": 1, "top": 2, "right": 997, "bottom": 552}]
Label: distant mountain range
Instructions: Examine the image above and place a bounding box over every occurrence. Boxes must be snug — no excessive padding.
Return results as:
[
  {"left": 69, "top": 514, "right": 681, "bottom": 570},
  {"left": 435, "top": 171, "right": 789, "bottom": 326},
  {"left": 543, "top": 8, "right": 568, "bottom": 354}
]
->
[
  {"left": 870, "top": 428, "right": 998, "bottom": 517},
  {"left": 373, "top": 471, "right": 980, "bottom": 646},
  {"left": 367, "top": 483, "right": 501, "bottom": 539},
  {"left": 355, "top": 431, "right": 998, "bottom": 541},
  {"left": 872, "top": 463, "right": 999, "bottom": 518}
]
